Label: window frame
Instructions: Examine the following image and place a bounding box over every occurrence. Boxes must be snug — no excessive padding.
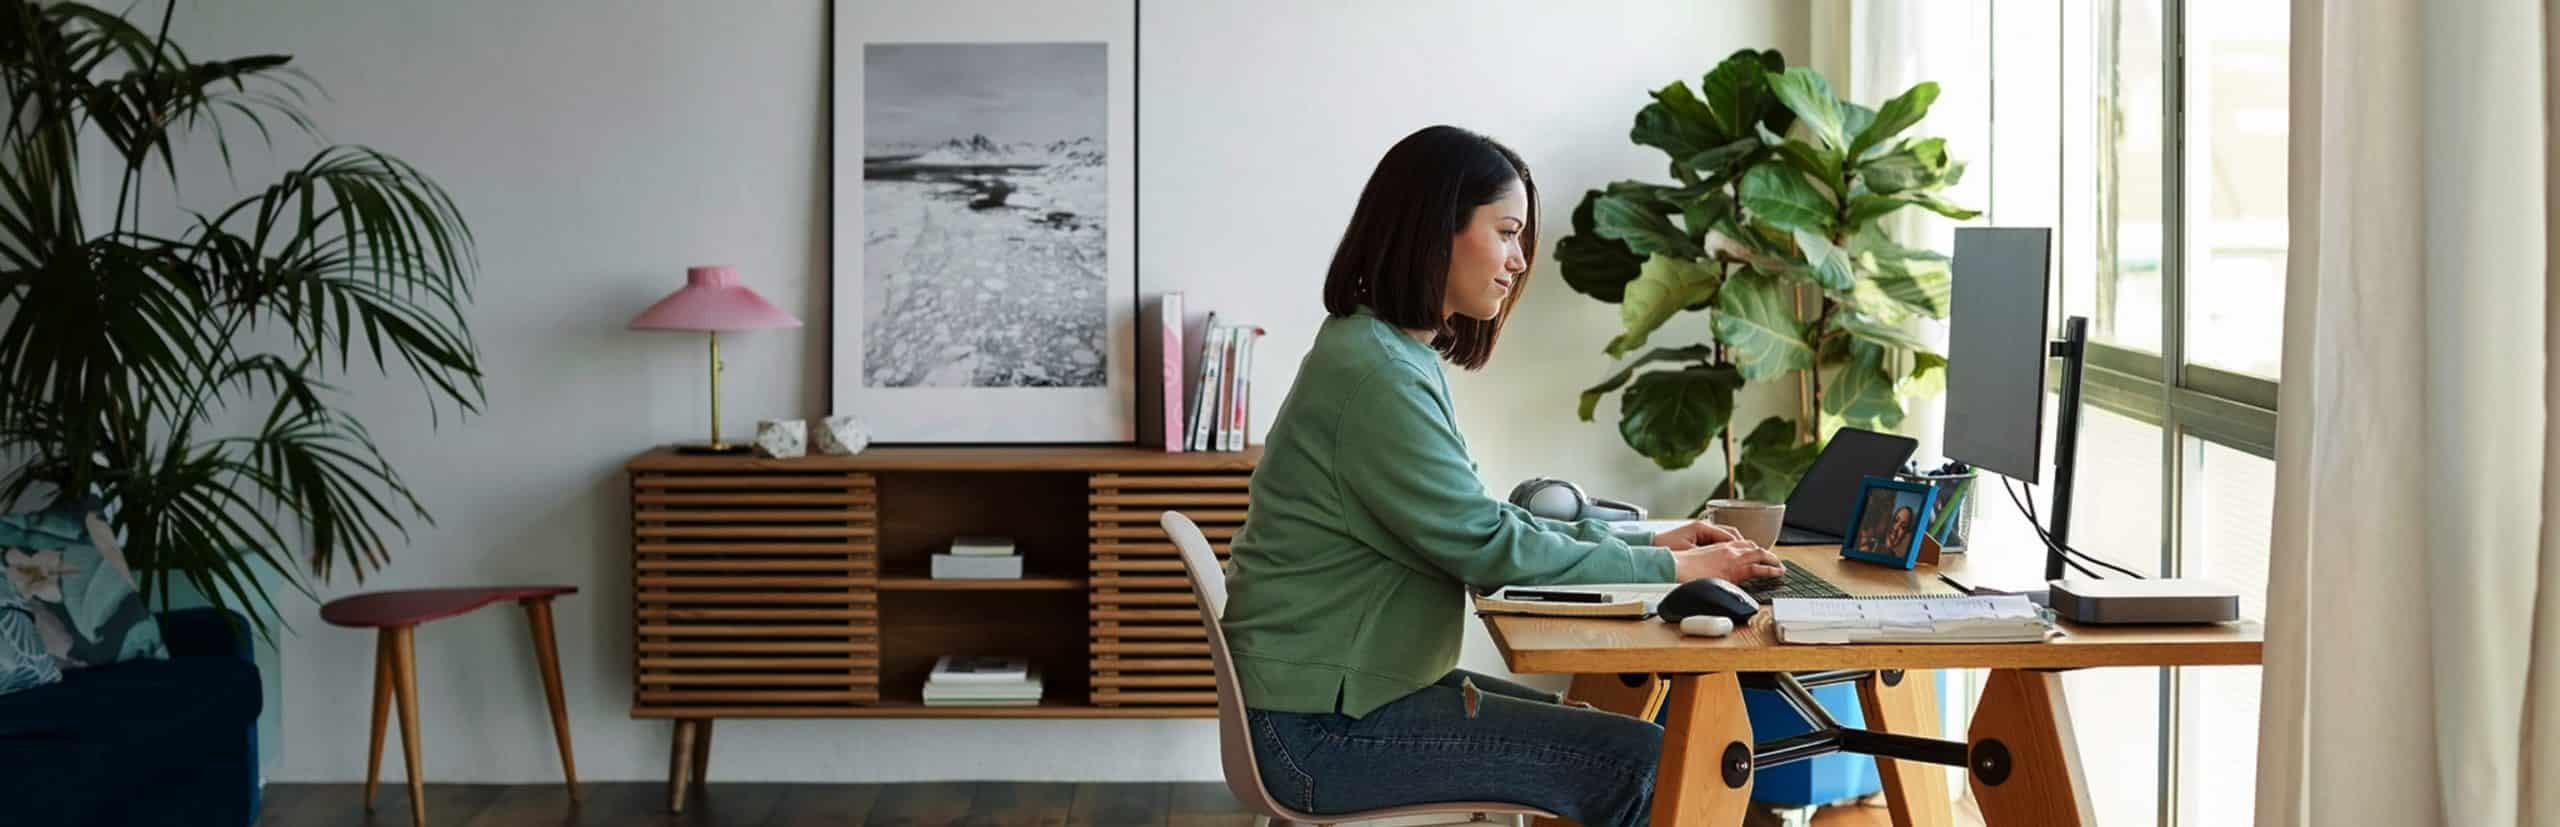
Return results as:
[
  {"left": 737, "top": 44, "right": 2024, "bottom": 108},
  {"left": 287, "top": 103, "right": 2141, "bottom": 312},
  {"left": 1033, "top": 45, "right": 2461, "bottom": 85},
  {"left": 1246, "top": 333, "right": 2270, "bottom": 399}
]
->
[{"left": 2023, "top": 0, "right": 2282, "bottom": 823}]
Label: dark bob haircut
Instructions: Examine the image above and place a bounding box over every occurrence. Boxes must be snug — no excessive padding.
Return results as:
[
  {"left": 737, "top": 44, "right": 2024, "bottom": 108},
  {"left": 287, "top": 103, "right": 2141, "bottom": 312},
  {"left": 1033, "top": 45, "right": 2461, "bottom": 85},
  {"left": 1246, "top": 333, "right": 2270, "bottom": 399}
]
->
[{"left": 1321, "top": 125, "right": 1538, "bottom": 371}]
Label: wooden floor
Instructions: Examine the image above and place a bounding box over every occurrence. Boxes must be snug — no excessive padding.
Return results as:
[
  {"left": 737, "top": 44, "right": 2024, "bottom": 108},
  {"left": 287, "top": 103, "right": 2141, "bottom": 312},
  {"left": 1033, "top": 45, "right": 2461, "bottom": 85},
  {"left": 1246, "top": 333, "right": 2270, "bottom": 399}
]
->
[{"left": 253, "top": 782, "right": 1935, "bottom": 826}]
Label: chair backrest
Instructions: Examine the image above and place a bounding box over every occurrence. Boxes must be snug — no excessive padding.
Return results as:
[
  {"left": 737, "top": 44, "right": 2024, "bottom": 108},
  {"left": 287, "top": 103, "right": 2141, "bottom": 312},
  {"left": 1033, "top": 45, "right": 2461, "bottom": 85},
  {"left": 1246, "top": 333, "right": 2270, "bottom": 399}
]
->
[
  {"left": 1159, "top": 510, "right": 1290, "bottom": 821},
  {"left": 1159, "top": 511, "right": 1560, "bottom": 826}
]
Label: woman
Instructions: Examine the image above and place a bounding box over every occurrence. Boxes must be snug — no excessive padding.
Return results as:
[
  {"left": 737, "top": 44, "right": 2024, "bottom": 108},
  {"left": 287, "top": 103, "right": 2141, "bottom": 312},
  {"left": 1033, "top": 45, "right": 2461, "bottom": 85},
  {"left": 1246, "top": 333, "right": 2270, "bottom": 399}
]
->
[{"left": 1219, "top": 125, "right": 1788, "bottom": 826}]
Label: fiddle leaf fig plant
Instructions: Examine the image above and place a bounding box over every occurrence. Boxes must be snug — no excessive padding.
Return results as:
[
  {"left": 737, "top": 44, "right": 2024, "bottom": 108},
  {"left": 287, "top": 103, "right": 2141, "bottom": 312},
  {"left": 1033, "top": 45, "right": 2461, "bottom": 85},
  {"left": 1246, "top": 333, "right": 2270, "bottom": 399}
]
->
[{"left": 1557, "top": 48, "right": 1975, "bottom": 515}]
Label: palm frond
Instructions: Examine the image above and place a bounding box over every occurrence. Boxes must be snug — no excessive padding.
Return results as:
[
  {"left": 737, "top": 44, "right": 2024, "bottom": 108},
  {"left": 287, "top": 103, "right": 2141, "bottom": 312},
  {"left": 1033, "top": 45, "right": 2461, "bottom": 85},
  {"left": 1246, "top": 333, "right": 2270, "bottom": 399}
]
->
[
  {"left": 230, "top": 405, "right": 424, "bottom": 582},
  {"left": 0, "top": 2, "right": 481, "bottom": 629},
  {"left": 113, "top": 438, "right": 307, "bottom": 638},
  {"left": 197, "top": 146, "right": 484, "bottom": 417}
]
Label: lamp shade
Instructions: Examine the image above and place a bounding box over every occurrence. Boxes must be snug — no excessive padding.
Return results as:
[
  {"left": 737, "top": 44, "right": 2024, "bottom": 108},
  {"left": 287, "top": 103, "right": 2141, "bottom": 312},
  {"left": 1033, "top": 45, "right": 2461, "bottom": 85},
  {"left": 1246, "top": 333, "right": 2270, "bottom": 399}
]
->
[{"left": 628, "top": 266, "right": 802, "bottom": 331}]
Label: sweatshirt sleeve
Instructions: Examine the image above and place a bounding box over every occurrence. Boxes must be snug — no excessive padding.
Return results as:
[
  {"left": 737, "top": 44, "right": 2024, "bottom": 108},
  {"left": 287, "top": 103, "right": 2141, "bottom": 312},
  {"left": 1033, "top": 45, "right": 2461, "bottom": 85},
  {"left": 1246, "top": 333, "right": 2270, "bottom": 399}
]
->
[
  {"left": 1333, "top": 363, "right": 1677, "bottom": 589},
  {"left": 1504, "top": 502, "right": 1668, "bottom": 550}
]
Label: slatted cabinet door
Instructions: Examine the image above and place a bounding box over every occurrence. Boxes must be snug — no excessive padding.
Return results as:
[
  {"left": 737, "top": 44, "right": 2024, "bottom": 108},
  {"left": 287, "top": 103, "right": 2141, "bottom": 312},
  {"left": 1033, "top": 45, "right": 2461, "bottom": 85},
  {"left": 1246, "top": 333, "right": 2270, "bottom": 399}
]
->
[
  {"left": 631, "top": 470, "right": 883, "bottom": 716},
  {"left": 1087, "top": 472, "right": 1246, "bottom": 712}
]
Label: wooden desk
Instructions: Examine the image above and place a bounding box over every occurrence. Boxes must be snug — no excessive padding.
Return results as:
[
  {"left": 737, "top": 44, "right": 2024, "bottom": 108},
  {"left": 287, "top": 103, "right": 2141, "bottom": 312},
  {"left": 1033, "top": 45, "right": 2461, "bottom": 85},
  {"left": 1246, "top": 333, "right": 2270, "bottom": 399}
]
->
[{"left": 1480, "top": 546, "right": 2263, "bottom": 827}]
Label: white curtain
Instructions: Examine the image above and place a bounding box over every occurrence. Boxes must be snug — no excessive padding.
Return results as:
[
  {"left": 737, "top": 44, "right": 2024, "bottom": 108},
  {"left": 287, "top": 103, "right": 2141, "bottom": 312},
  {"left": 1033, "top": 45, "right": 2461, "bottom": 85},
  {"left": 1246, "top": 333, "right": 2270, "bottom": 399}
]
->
[{"left": 2256, "top": 0, "right": 2560, "bottom": 823}]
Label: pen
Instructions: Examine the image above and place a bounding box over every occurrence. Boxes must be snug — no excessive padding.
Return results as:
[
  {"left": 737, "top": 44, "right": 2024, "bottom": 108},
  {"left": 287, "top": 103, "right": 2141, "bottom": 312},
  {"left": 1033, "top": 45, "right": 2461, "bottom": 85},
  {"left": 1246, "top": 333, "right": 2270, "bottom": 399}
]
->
[{"left": 1937, "top": 572, "right": 1974, "bottom": 595}]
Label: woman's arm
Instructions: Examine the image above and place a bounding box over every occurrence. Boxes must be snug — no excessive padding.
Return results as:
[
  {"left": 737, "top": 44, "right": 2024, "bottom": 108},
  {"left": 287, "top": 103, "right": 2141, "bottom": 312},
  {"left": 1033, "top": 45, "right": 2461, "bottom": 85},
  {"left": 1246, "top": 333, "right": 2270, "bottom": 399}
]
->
[
  {"left": 1334, "top": 363, "right": 1676, "bottom": 589},
  {"left": 1501, "top": 501, "right": 1663, "bottom": 548}
]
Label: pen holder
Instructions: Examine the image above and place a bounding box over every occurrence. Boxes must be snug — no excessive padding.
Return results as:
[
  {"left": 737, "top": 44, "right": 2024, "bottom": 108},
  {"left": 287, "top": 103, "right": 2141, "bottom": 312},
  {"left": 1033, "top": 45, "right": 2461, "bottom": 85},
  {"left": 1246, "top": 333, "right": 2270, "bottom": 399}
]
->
[{"left": 1899, "top": 470, "right": 1978, "bottom": 552}]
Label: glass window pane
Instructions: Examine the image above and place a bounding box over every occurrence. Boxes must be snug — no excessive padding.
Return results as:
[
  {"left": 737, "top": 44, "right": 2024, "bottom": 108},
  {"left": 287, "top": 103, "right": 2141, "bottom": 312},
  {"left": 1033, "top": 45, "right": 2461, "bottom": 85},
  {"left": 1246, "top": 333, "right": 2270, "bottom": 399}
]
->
[
  {"left": 2065, "top": 0, "right": 2167, "bottom": 354},
  {"left": 2067, "top": 667, "right": 2165, "bottom": 825},
  {"left": 1956, "top": 399, "right": 2163, "bottom": 825},
  {"left": 2179, "top": 438, "right": 2273, "bottom": 615},
  {"left": 2068, "top": 405, "right": 2165, "bottom": 576},
  {"left": 2182, "top": 1, "right": 2288, "bottom": 380},
  {"left": 1956, "top": 397, "right": 2162, "bottom": 585},
  {"left": 2174, "top": 438, "right": 2274, "bottom": 822}
]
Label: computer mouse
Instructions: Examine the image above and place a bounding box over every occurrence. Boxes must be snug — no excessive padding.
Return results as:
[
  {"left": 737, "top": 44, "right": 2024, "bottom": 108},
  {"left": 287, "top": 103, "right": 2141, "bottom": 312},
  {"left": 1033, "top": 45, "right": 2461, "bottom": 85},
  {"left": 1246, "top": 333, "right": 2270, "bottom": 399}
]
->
[{"left": 1657, "top": 578, "right": 1761, "bottom": 624}]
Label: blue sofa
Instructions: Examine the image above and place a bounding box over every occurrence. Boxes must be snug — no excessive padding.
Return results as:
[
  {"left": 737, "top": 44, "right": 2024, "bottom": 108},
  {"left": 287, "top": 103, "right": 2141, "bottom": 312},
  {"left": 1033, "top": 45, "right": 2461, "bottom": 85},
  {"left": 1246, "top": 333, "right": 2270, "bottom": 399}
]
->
[{"left": 0, "top": 607, "right": 262, "bottom": 826}]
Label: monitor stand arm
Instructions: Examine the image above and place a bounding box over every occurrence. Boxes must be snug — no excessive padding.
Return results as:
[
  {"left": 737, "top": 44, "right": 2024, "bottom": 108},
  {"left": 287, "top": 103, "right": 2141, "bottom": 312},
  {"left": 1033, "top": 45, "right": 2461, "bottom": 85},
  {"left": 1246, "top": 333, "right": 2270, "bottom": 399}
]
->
[{"left": 2044, "top": 316, "right": 2091, "bottom": 583}]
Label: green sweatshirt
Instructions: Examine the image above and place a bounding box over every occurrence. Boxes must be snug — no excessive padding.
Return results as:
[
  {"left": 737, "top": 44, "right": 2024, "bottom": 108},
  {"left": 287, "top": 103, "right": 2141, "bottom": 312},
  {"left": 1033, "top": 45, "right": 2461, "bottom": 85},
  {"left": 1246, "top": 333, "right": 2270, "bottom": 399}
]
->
[{"left": 1220, "top": 306, "right": 1678, "bottom": 718}]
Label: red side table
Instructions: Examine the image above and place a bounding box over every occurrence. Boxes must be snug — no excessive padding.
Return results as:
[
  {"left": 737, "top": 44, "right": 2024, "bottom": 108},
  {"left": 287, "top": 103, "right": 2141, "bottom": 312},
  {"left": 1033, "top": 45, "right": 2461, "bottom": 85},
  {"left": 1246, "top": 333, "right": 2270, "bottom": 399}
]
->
[{"left": 320, "top": 586, "right": 580, "bottom": 824}]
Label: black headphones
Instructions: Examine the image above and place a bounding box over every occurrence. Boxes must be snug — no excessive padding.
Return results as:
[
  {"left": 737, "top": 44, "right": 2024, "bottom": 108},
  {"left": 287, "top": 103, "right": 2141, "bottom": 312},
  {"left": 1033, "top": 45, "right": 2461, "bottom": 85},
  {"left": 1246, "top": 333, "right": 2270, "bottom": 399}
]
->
[{"left": 1506, "top": 477, "right": 1648, "bottom": 523}]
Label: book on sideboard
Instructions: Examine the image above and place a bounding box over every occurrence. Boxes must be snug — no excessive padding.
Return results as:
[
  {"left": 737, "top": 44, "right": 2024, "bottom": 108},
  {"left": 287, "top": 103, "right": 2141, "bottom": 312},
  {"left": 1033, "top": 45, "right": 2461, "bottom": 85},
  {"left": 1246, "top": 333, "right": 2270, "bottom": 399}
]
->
[{"left": 1140, "top": 292, "right": 1263, "bottom": 453}]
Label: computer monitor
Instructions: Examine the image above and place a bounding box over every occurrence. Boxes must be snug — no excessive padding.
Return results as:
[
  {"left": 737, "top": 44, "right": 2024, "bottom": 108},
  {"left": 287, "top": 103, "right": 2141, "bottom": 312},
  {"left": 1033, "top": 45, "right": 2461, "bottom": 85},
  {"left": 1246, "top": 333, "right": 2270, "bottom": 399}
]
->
[
  {"left": 1943, "top": 226, "right": 2090, "bottom": 582},
  {"left": 1943, "top": 227, "right": 2053, "bottom": 484}
]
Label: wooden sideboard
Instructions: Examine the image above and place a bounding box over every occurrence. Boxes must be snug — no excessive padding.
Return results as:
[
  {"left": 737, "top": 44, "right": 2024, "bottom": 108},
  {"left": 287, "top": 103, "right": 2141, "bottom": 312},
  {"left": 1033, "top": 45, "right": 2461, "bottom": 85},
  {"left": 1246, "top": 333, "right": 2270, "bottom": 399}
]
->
[{"left": 625, "top": 445, "right": 1257, "bottom": 727}]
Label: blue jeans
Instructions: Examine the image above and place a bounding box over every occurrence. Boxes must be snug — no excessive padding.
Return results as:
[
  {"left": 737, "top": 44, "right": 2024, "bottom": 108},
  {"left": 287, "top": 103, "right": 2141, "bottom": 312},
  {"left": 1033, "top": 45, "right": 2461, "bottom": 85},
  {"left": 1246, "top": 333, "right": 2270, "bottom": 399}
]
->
[{"left": 1246, "top": 669, "right": 1662, "bottom": 826}]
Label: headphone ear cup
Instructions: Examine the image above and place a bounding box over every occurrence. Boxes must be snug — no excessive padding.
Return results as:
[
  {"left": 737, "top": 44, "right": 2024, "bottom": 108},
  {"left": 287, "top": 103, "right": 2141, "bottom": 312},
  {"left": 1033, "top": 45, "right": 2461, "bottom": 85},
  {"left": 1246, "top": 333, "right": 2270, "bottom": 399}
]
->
[
  {"left": 1522, "top": 479, "right": 1589, "bottom": 521},
  {"left": 1506, "top": 477, "right": 1544, "bottom": 508}
]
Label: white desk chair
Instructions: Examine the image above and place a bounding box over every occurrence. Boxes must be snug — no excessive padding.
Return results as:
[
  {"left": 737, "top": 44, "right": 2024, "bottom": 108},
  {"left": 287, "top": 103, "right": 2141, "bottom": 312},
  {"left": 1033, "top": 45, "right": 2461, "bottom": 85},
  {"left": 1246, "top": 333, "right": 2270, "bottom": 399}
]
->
[{"left": 1160, "top": 510, "right": 1557, "bottom": 827}]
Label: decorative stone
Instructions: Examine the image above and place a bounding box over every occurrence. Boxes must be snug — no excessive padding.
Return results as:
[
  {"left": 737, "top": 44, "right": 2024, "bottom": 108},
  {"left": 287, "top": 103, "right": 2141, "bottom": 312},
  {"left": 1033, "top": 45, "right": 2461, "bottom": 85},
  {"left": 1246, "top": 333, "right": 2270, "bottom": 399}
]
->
[
  {"left": 812, "top": 414, "right": 871, "bottom": 456},
  {"left": 753, "top": 419, "right": 806, "bottom": 459}
]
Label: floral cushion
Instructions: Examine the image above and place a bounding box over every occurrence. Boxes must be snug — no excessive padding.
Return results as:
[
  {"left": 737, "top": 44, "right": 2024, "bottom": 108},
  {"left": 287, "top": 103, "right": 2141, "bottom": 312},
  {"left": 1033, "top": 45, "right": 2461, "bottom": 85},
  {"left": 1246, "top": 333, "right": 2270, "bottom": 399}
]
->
[
  {"left": 0, "top": 508, "right": 168, "bottom": 671},
  {"left": 0, "top": 581, "right": 61, "bottom": 695}
]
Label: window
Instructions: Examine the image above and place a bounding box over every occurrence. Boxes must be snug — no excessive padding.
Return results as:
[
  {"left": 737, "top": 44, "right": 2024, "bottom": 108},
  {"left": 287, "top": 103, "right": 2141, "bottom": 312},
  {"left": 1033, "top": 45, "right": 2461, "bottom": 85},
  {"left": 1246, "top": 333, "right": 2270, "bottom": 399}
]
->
[
  {"left": 2183, "top": 9, "right": 2289, "bottom": 382},
  {"left": 1973, "top": 0, "right": 2284, "bottom": 823},
  {"left": 2173, "top": 440, "right": 2274, "bottom": 822}
]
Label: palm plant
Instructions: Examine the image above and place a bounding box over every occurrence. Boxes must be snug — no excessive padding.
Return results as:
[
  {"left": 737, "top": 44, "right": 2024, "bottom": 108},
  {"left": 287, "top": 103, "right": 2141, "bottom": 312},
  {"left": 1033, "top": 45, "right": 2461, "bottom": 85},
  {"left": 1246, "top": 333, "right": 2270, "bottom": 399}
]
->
[{"left": 0, "top": 2, "right": 482, "bottom": 633}]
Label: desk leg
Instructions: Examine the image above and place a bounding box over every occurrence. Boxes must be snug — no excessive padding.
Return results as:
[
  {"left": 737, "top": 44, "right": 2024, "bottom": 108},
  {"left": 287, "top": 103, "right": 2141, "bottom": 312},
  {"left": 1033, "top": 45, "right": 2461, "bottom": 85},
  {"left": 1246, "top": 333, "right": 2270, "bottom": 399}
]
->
[
  {"left": 1533, "top": 673, "right": 1671, "bottom": 827},
  {"left": 1650, "top": 673, "right": 1754, "bottom": 827},
  {"left": 1859, "top": 669, "right": 1955, "bottom": 827},
  {"left": 1968, "top": 669, "right": 2093, "bottom": 827}
]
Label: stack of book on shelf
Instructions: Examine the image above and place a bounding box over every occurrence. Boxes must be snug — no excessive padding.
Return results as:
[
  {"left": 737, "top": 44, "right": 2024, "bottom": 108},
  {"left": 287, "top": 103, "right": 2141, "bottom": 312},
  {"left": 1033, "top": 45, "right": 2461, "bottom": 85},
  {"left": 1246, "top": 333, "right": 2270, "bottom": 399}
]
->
[
  {"left": 930, "top": 535, "right": 1019, "bottom": 580},
  {"left": 923, "top": 655, "right": 1043, "bottom": 707},
  {"left": 1139, "top": 292, "right": 1264, "bottom": 453}
]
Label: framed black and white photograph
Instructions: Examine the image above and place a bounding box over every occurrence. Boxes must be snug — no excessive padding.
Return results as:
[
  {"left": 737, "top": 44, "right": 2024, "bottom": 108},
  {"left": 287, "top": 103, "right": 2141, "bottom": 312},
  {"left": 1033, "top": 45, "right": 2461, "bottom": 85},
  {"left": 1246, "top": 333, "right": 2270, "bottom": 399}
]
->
[{"left": 831, "top": 1, "right": 1138, "bottom": 443}]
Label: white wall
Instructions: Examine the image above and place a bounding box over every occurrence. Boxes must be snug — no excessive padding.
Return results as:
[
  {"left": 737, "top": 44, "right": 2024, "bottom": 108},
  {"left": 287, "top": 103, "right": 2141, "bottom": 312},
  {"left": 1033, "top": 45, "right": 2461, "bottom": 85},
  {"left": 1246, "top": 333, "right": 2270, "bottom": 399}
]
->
[{"left": 150, "top": 0, "right": 1803, "bottom": 783}]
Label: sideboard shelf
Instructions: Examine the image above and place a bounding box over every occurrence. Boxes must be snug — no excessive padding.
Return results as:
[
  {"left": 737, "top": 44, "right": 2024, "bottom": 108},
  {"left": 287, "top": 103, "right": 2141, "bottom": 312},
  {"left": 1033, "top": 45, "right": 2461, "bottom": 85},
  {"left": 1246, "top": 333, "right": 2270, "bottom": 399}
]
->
[
  {"left": 875, "top": 576, "right": 1088, "bottom": 591},
  {"left": 625, "top": 444, "right": 1256, "bottom": 732}
]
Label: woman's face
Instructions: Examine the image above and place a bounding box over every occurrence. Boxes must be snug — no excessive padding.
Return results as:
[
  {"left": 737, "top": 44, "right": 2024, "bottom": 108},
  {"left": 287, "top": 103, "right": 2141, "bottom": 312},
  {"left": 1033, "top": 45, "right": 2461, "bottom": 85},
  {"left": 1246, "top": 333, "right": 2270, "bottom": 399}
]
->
[{"left": 1443, "top": 183, "right": 1529, "bottom": 323}]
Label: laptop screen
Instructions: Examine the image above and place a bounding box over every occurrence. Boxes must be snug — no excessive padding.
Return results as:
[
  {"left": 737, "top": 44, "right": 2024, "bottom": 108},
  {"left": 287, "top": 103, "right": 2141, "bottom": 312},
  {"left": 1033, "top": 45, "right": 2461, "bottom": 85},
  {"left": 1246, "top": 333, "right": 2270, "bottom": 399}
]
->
[{"left": 1782, "top": 428, "right": 1918, "bottom": 536}]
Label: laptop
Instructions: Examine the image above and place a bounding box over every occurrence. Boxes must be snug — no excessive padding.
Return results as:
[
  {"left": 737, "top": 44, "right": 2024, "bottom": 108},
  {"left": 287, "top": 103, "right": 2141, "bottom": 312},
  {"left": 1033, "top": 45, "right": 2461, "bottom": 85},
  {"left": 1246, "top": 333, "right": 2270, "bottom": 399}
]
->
[{"left": 1773, "top": 428, "right": 1919, "bottom": 545}]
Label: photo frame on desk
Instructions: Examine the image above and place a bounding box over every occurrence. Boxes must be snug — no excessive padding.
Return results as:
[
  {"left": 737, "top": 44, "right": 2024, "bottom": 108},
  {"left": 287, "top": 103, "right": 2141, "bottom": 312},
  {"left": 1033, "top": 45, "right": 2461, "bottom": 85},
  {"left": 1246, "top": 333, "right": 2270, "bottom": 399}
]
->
[
  {"left": 828, "top": 0, "right": 1140, "bottom": 443},
  {"left": 1840, "top": 475, "right": 1942, "bottom": 570}
]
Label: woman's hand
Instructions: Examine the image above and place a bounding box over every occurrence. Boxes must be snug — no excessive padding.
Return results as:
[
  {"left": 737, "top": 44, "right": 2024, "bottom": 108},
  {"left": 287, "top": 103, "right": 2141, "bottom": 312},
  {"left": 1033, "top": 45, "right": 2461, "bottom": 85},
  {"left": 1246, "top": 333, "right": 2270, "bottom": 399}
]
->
[
  {"left": 1670, "top": 541, "right": 1785, "bottom": 583},
  {"left": 1650, "top": 520, "right": 1744, "bottom": 550}
]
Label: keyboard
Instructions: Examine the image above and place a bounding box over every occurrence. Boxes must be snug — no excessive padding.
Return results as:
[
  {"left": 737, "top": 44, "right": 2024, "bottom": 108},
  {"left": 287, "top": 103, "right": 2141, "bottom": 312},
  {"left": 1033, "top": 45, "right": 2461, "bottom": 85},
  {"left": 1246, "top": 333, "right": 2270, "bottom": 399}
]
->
[{"left": 1737, "top": 559, "right": 1852, "bottom": 603}]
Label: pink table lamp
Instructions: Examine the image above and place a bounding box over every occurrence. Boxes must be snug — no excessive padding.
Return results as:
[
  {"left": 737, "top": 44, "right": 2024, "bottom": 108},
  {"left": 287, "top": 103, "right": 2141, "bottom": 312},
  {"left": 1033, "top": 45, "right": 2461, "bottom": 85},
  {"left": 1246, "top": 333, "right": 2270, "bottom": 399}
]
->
[{"left": 630, "top": 265, "right": 802, "bottom": 453}]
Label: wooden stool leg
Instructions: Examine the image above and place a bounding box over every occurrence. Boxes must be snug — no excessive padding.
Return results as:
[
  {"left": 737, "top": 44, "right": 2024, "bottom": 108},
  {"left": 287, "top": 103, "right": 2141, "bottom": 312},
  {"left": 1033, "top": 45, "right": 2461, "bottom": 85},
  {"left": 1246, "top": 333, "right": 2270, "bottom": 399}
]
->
[
  {"left": 1968, "top": 669, "right": 2093, "bottom": 826},
  {"left": 1651, "top": 673, "right": 1754, "bottom": 826},
  {"left": 365, "top": 638, "right": 392, "bottom": 811},
  {"left": 521, "top": 597, "right": 580, "bottom": 800},
  {"left": 690, "top": 719, "right": 715, "bottom": 788},
  {"left": 1859, "top": 669, "right": 1954, "bottom": 827},
  {"left": 668, "top": 718, "right": 698, "bottom": 813},
  {"left": 387, "top": 626, "right": 426, "bottom": 827},
  {"left": 1533, "top": 673, "right": 1667, "bottom": 827}
]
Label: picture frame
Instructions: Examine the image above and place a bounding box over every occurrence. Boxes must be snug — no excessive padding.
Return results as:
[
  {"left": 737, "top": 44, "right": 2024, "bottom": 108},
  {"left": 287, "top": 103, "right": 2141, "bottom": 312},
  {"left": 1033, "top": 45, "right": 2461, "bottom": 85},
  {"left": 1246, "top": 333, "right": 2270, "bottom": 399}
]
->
[
  {"left": 1839, "top": 475, "right": 1940, "bottom": 570},
  {"left": 829, "top": 0, "right": 1140, "bottom": 444}
]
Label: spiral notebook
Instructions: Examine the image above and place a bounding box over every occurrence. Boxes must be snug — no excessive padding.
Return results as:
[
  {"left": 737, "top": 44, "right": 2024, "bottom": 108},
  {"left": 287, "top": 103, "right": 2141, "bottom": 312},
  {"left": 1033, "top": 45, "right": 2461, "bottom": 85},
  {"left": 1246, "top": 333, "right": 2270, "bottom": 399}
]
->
[{"left": 1771, "top": 595, "right": 2059, "bottom": 644}]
